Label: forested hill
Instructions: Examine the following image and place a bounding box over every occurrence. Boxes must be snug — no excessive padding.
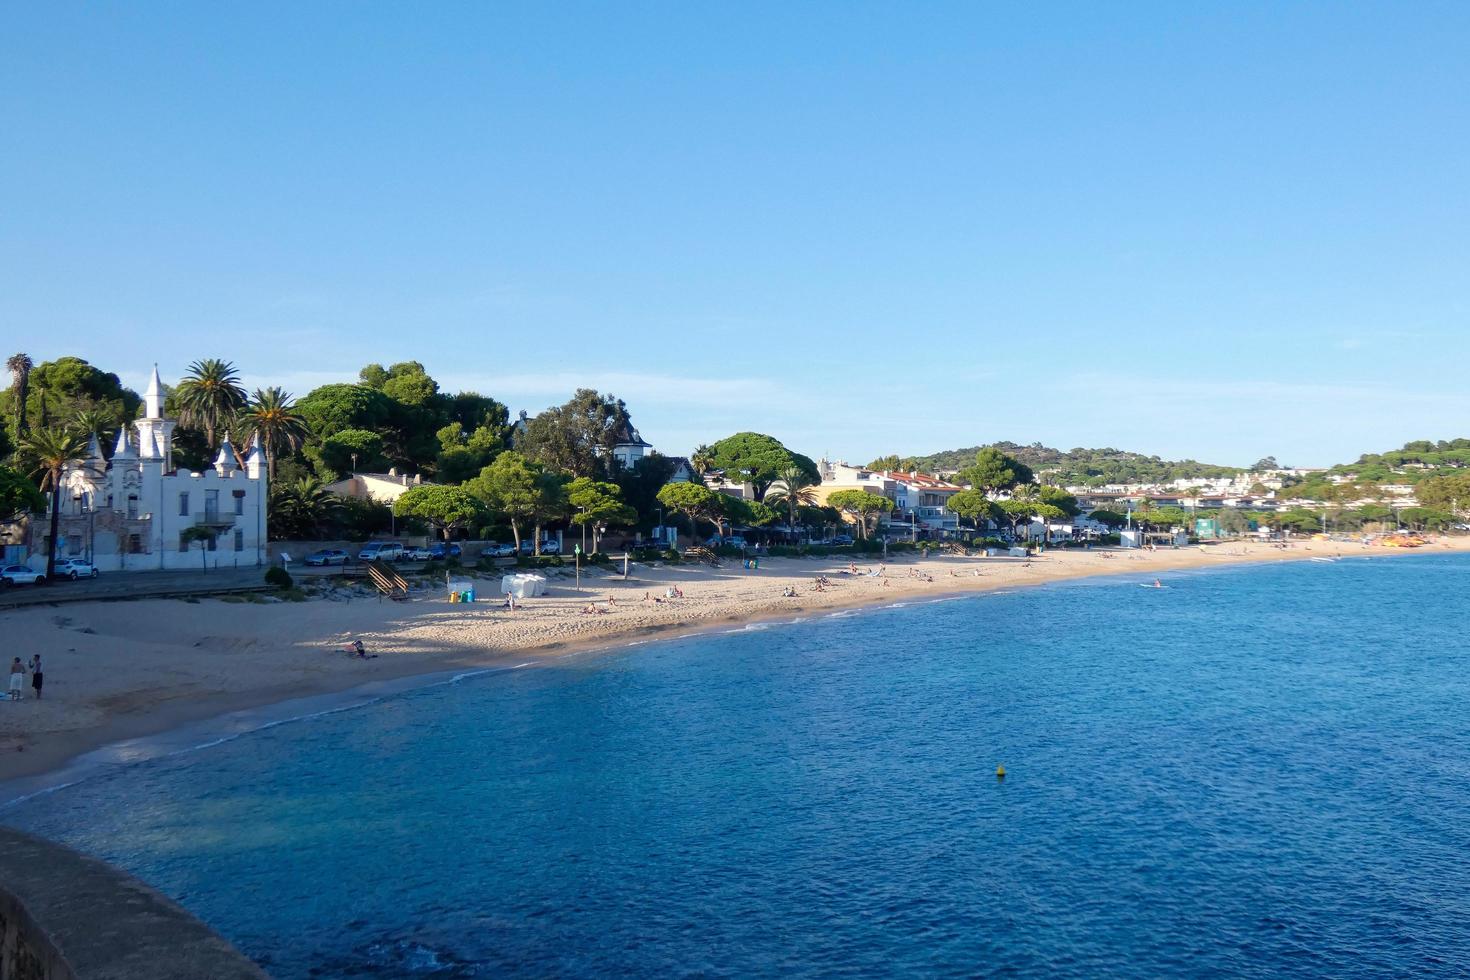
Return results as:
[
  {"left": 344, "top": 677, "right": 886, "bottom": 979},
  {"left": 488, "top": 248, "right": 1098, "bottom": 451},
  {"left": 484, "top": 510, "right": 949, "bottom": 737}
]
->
[{"left": 913, "top": 442, "right": 1243, "bottom": 487}]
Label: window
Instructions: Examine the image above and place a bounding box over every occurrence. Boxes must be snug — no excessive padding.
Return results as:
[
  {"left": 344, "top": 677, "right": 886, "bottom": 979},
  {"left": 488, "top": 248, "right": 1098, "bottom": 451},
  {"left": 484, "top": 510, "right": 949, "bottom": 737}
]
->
[
  {"left": 128, "top": 534, "right": 143, "bottom": 554},
  {"left": 207, "top": 533, "right": 218, "bottom": 552},
  {"left": 178, "top": 492, "right": 189, "bottom": 516},
  {"left": 66, "top": 535, "right": 82, "bottom": 555},
  {"left": 234, "top": 529, "right": 244, "bottom": 552},
  {"left": 127, "top": 495, "right": 138, "bottom": 519},
  {"left": 179, "top": 532, "right": 189, "bottom": 551},
  {"left": 234, "top": 490, "right": 245, "bottom": 515}
]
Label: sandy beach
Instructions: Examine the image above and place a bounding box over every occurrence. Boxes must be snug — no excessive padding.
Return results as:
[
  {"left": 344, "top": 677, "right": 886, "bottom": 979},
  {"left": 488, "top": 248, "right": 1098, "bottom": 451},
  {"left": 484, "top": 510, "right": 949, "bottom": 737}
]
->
[{"left": 2, "top": 538, "right": 1464, "bottom": 787}]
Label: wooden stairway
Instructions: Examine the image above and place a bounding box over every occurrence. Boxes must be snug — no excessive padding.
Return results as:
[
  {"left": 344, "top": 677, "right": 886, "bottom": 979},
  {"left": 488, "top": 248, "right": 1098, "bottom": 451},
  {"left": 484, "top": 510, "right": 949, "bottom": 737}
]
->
[{"left": 366, "top": 561, "right": 410, "bottom": 600}]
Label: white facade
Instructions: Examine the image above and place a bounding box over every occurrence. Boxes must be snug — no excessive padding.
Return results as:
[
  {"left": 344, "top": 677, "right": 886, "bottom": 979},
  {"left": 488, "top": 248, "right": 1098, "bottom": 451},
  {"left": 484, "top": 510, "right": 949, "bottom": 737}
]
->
[{"left": 30, "top": 367, "right": 270, "bottom": 572}]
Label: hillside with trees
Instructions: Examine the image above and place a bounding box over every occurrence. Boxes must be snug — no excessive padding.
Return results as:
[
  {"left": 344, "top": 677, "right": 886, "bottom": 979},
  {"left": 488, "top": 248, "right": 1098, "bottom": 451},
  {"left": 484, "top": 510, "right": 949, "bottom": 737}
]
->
[{"left": 906, "top": 442, "right": 1243, "bottom": 487}]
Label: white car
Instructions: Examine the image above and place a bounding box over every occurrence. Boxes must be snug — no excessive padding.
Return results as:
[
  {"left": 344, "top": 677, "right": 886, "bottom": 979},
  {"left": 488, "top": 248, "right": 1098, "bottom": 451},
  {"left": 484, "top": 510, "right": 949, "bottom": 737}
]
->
[
  {"left": 405, "top": 546, "right": 434, "bottom": 561},
  {"left": 54, "top": 558, "right": 100, "bottom": 581},
  {"left": 0, "top": 564, "right": 46, "bottom": 587}
]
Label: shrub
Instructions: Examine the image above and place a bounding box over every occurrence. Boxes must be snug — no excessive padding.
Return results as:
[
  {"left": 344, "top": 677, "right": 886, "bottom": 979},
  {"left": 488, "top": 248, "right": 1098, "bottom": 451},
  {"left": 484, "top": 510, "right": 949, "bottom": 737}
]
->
[
  {"left": 516, "top": 555, "right": 564, "bottom": 569},
  {"left": 264, "top": 566, "right": 293, "bottom": 589}
]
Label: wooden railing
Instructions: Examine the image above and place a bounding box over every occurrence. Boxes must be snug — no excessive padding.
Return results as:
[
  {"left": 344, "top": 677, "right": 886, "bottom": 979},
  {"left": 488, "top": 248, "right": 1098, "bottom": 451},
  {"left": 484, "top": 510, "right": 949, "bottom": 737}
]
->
[{"left": 366, "top": 561, "right": 409, "bottom": 600}]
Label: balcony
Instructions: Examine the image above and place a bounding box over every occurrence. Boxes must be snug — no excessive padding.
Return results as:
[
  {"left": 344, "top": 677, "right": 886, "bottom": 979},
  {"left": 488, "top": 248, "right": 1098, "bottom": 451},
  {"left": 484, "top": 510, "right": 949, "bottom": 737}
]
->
[{"left": 194, "top": 509, "right": 236, "bottom": 529}]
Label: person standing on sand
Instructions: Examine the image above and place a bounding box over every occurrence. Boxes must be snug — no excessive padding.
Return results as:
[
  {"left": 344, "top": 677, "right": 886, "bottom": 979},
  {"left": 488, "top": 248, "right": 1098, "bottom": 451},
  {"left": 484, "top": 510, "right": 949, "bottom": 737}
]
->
[
  {"left": 28, "top": 655, "right": 42, "bottom": 700},
  {"left": 8, "top": 658, "right": 25, "bottom": 701}
]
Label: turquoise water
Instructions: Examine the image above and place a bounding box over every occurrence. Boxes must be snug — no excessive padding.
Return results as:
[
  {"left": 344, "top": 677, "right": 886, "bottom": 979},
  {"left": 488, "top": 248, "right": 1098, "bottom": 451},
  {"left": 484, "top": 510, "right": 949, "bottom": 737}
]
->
[{"left": 6, "top": 555, "right": 1470, "bottom": 977}]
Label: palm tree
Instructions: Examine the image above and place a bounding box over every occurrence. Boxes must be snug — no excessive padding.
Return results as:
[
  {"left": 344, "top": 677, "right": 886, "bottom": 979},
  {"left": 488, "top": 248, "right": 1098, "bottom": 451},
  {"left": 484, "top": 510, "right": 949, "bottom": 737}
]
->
[
  {"left": 690, "top": 444, "right": 716, "bottom": 480},
  {"left": 71, "top": 407, "right": 115, "bottom": 441},
  {"left": 765, "top": 465, "right": 819, "bottom": 539},
  {"left": 6, "top": 353, "right": 32, "bottom": 439},
  {"left": 243, "top": 387, "right": 307, "bottom": 479},
  {"left": 175, "top": 359, "right": 248, "bottom": 450},
  {"left": 269, "top": 477, "right": 343, "bottom": 540},
  {"left": 21, "top": 427, "right": 88, "bottom": 579}
]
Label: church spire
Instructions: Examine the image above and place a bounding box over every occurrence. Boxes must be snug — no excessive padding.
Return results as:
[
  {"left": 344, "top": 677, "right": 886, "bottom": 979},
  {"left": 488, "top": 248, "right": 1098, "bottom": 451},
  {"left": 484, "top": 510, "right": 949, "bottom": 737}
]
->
[{"left": 144, "top": 364, "right": 164, "bottom": 420}]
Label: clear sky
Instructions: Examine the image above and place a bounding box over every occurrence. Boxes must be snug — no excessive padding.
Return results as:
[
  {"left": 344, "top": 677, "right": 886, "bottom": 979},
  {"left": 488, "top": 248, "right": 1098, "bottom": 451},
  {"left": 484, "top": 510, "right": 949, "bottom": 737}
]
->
[{"left": 4, "top": 3, "right": 1468, "bottom": 467}]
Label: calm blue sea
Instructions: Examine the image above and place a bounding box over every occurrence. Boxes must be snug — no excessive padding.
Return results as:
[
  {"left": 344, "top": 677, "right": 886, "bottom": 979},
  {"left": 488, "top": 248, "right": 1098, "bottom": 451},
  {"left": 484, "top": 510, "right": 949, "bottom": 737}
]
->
[{"left": 6, "top": 555, "right": 1470, "bottom": 978}]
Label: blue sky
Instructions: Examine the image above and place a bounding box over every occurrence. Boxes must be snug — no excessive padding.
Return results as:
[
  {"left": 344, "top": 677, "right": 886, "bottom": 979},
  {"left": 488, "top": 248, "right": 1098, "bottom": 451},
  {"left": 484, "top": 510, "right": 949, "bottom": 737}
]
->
[{"left": 3, "top": 2, "right": 1468, "bottom": 467}]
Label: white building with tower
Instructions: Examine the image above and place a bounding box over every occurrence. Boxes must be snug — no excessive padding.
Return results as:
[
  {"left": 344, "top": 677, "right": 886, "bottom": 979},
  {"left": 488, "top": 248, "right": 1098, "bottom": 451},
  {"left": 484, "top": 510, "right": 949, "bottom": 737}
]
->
[{"left": 27, "top": 366, "right": 270, "bottom": 572}]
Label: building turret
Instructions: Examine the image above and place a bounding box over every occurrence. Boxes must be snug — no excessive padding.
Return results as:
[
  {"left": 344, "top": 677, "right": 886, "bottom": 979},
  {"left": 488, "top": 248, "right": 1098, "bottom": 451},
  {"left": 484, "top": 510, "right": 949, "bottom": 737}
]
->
[
  {"left": 214, "top": 435, "right": 238, "bottom": 475},
  {"left": 112, "top": 427, "right": 135, "bottom": 460},
  {"left": 86, "top": 432, "right": 103, "bottom": 461},
  {"left": 245, "top": 432, "right": 266, "bottom": 481},
  {"left": 134, "top": 363, "right": 177, "bottom": 469},
  {"left": 143, "top": 364, "right": 165, "bottom": 420}
]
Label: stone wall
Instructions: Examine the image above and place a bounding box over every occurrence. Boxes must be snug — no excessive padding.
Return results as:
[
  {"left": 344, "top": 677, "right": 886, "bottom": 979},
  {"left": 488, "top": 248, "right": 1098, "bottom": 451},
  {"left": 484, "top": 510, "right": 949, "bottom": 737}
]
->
[{"left": 0, "top": 828, "right": 265, "bottom": 979}]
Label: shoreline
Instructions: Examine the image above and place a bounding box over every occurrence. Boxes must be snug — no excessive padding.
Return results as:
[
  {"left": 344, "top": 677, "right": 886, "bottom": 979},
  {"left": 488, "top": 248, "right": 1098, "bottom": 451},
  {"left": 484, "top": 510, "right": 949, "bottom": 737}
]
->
[{"left": 2, "top": 538, "right": 1465, "bottom": 802}]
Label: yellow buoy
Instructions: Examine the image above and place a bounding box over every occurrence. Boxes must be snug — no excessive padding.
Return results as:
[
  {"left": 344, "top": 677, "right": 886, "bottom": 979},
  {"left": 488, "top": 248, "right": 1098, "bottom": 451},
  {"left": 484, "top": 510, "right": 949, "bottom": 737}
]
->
[{"left": 996, "top": 765, "right": 1006, "bottom": 779}]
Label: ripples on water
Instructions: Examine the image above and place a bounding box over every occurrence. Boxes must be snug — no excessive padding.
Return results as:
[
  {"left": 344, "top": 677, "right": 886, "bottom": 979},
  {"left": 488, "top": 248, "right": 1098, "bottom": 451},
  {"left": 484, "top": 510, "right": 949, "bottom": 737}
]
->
[{"left": 7, "top": 556, "right": 1470, "bottom": 978}]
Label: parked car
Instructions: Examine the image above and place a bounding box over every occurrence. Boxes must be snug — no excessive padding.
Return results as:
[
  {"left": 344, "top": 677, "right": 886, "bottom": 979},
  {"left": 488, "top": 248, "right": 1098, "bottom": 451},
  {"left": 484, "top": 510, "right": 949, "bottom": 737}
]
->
[
  {"left": 831, "top": 534, "right": 855, "bottom": 545},
  {"left": 357, "top": 542, "right": 405, "bottom": 562},
  {"left": 706, "top": 535, "right": 748, "bottom": 550},
  {"left": 304, "top": 549, "right": 349, "bottom": 566},
  {"left": 405, "top": 545, "right": 434, "bottom": 561},
  {"left": 518, "top": 539, "right": 562, "bottom": 556},
  {"left": 428, "top": 543, "right": 462, "bottom": 560},
  {"left": 0, "top": 564, "right": 46, "bottom": 587},
  {"left": 487, "top": 542, "right": 518, "bottom": 558},
  {"left": 53, "top": 558, "right": 100, "bottom": 580}
]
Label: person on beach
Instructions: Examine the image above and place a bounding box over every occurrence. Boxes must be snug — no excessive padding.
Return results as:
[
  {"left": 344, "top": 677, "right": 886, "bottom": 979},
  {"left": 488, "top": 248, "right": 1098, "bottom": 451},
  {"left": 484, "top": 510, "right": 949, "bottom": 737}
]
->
[
  {"left": 28, "top": 655, "right": 42, "bottom": 700},
  {"left": 8, "top": 658, "right": 25, "bottom": 701}
]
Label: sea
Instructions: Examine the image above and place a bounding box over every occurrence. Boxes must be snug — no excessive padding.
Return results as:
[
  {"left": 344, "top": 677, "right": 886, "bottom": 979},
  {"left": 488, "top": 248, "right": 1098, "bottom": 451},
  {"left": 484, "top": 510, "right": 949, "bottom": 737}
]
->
[{"left": 5, "top": 554, "right": 1470, "bottom": 978}]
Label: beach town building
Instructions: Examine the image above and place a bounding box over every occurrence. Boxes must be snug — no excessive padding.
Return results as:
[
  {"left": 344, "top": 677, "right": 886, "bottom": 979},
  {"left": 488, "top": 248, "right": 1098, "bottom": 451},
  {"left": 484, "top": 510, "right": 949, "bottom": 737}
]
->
[
  {"left": 25, "top": 366, "right": 269, "bottom": 571},
  {"left": 815, "top": 460, "right": 963, "bottom": 537},
  {"left": 324, "top": 468, "right": 429, "bottom": 504}
]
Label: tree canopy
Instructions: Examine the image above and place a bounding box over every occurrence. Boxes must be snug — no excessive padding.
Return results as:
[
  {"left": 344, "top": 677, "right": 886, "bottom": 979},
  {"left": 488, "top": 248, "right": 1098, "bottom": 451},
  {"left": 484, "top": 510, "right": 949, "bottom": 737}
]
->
[
  {"left": 707, "top": 432, "right": 819, "bottom": 501},
  {"left": 517, "top": 388, "right": 635, "bottom": 479},
  {"left": 393, "top": 485, "right": 484, "bottom": 541},
  {"left": 958, "top": 448, "right": 1033, "bottom": 494},
  {"left": 826, "top": 488, "right": 893, "bottom": 538}
]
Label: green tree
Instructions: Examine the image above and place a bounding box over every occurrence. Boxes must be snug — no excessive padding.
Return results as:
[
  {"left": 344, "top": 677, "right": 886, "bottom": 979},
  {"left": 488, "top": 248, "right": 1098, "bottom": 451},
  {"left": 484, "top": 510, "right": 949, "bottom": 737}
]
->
[
  {"left": 1088, "top": 509, "right": 1128, "bottom": 528},
  {"left": 1415, "top": 473, "right": 1470, "bottom": 514},
  {"left": 298, "top": 384, "right": 395, "bottom": 439},
  {"left": 826, "top": 489, "right": 894, "bottom": 539},
  {"left": 243, "top": 387, "right": 308, "bottom": 479},
  {"left": 179, "top": 525, "right": 218, "bottom": 572},
  {"left": 707, "top": 432, "right": 819, "bottom": 500},
  {"left": 1038, "top": 485, "right": 1080, "bottom": 517},
  {"left": 690, "top": 444, "right": 715, "bottom": 478},
  {"left": 394, "top": 485, "right": 484, "bottom": 542},
  {"left": 6, "top": 353, "right": 33, "bottom": 441},
  {"left": 313, "top": 429, "right": 387, "bottom": 478},
  {"left": 268, "top": 478, "right": 344, "bottom": 540},
  {"left": 0, "top": 465, "right": 44, "bottom": 523},
  {"left": 764, "top": 464, "right": 819, "bottom": 535},
  {"left": 467, "top": 451, "right": 543, "bottom": 553},
  {"left": 996, "top": 499, "right": 1065, "bottom": 539},
  {"left": 1399, "top": 507, "right": 1454, "bottom": 531},
  {"left": 566, "top": 478, "right": 636, "bottom": 554},
  {"left": 959, "top": 448, "right": 1033, "bottom": 494},
  {"left": 656, "top": 481, "right": 725, "bottom": 542},
  {"left": 175, "top": 359, "right": 248, "bottom": 450},
  {"left": 20, "top": 427, "right": 88, "bottom": 579},
  {"left": 1216, "top": 508, "right": 1254, "bottom": 535},
  {"left": 517, "top": 389, "right": 636, "bottom": 479},
  {"left": 948, "top": 489, "right": 1001, "bottom": 532}
]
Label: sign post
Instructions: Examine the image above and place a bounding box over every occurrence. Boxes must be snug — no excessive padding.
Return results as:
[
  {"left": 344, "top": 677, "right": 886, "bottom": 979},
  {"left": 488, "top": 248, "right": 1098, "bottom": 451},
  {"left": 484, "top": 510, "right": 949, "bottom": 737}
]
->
[{"left": 574, "top": 544, "right": 582, "bottom": 593}]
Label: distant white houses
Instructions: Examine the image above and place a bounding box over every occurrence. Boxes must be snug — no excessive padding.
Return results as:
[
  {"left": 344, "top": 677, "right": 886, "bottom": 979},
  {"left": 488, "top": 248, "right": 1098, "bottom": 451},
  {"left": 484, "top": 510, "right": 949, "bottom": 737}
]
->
[{"left": 27, "top": 366, "right": 269, "bottom": 571}]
